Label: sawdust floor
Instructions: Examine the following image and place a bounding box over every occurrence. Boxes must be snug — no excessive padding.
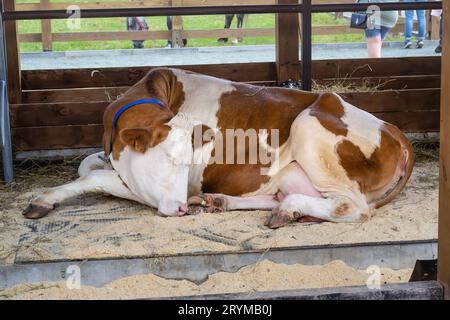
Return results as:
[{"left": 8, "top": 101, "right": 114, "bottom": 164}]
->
[
  {"left": 0, "top": 155, "right": 438, "bottom": 266},
  {"left": 0, "top": 259, "right": 412, "bottom": 299}
]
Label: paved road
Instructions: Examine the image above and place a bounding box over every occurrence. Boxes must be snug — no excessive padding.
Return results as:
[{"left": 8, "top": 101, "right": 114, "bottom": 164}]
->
[{"left": 20, "top": 41, "right": 440, "bottom": 70}]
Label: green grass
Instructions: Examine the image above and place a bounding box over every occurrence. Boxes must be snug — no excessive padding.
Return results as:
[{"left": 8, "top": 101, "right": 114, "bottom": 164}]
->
[{"left": 16, "top": 0, "right": 402, "bottom": 52}]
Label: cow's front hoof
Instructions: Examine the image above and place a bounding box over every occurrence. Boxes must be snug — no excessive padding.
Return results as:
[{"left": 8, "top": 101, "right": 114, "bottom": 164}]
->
[
  {"left": 23, "top": 201, "right": 54, "bottom": 219},
  {"left": 265, "top": 209, "right": 295, "bottom": 229},
  {"left": 187, "top": 194, "right": 228, "bottom": 214}
]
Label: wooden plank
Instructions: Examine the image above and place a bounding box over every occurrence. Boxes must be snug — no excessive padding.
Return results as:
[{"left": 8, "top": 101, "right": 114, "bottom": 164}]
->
[
  {"left": 373, "top": 110, "right": 440, "bottom": 132},
  {"left": 4, "top": 0, "right": 22, "bottom": 104},
  {"left": 10, "top": 102, "right": 108, "bottom": 127},
  {"left": 12, "top": 125, "right": 103, "bottom": 151},
  {"left": 51, "top": 31, "right": 170, "bottom": 42},
  {"left": 21, "top": 57, "right": 439, "bottom": 90},
  {"left": 315, "top": 75, "right": 441, "bottom": 90},
  {"left": 41, "top": 0, "right": 52, "bottom": 51},
  {"left": 10, "top": 108, "right": 439, "bottom": 151},
  {"left": 275, "top": 0, "right": 300, "bottom": 83},
  {"left": 21, "top": 62, "right": 277, "bottom": 90},
  {"left": 12, "top": 88, "right": 439, "bottom": 128},
  {"left": 438, "top": 0, "right": 450, "bottom": 301},
  {"left": 341, "top": 89, "right": 440, "bottom": 113},
  {"left": 20, "top": 24, "right": 410, "bottom": 44},
  {"left": 312, "top": 56, "right": 441, "bottom": 79},
  {"left": 19, "top": 29, "right": 274, "bottom": 43},
  {"left": 22, "top": 87, "right": 129, "bottom": 104}
]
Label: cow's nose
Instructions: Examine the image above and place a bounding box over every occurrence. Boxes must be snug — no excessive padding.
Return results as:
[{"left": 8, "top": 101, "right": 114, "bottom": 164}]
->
[{"left": 178, "top": 203, "right": 188, "bottom": 216}]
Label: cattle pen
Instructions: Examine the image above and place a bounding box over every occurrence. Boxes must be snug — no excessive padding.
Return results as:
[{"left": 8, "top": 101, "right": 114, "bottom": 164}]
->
[{"left": 0, "top": 0, "right": 448, "bottom": 300}]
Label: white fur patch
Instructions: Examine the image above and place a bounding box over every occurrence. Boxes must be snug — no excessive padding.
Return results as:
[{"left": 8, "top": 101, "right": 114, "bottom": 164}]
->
[
  {"left": 170, "top": 69, "right": 235, "bottom": 129},
  {"left": 340, "top": 97, "right": 383, "bottom": 159},
  {"left": 111, "top": 118, "right": 193, "bottom": 215}
]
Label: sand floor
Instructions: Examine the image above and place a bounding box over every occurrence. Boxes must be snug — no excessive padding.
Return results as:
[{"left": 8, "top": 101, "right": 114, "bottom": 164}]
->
[
  {"left": 0, "top": 259, "right": 412, "bottom": 299},
  {"left": 0, "top": 153, "right": 438, "bottom": 266}
]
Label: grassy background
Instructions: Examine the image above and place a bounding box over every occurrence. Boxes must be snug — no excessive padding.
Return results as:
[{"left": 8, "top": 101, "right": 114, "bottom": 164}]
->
[{"left": 16, "top": 0, "right": 402, "bottom": 52}]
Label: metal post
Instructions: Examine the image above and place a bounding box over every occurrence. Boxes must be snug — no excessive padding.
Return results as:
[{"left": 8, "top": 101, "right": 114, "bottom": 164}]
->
[
  {"left": 0, "top": 6, "right": 14, "bottom": 183},
  {"left": 301, "top": 0, "right": 312, "bottom": 91}
]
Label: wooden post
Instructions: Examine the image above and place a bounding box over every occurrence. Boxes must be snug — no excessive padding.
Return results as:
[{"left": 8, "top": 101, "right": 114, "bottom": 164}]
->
[
  {"left": 430, "top": 15, "right": 441, "bottom": 41},
  {"left": 438, "top": 0, "right": 450, "bottom": 300},
  {"left": 275, "top": 0, "right": 300, "bottom": 84},
  {"left": 41, "top": 0, "right": 53, "bottom": 51},
  {"left": 171, "top": 0, "right": 184, "bottom": 48},
  {"left": 4, "top": 0, "right": 22, "bottom": 104}
]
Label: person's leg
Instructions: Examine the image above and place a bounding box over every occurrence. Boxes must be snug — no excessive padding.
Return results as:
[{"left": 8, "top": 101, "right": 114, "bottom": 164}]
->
[
  {"left": 416, "top": 7, "right": 426, "bottom": 48},
  {"left": 436, "top": 15, "right": 443, "bottom": 53},
  {"left": 218, "top": 14, "right": 234, "bottom": 43},
  {"left": 404, "top": 9, "right": 414, "bottom": 46},
  {"left": 365, "top": 28, "right": 382, "bottom": 58},
  {"left": 166, "top": 16, "right": 173, "bottom": 47}
]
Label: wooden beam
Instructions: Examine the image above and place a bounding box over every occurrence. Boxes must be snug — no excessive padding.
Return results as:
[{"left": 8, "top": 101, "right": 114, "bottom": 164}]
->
[
  {"left": 4, "top": 0, "right": 22, "bottom": 104},
  {"left": 438, "top": 0, "right": 450, "bottom": 300},
  {"left": 275, "top": 0, "right": 300, "bottom": 83},
  {"left": 40, "top": 0, "right": 53, "bottom": 51},
  {"left": 21, "top": 62, "right": 277, "bottom": 90},
  {"left": 171, "top": 0, "right": 184, "bottom": 47}
]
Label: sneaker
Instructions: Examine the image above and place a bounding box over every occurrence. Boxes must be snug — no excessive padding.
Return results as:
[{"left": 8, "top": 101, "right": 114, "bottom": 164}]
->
[
  {"left": 435, "top": 44, "right": 442, "bottom": 54},
  {"left": 416, "top": 40, "right": 424, "bottom": 49},
  {"left": 404, "top": 41, "right": 413, "bottom": 49}
]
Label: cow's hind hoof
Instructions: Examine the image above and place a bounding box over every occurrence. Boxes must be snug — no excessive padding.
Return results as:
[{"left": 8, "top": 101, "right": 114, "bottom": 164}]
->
[
  {"left": 265, "top": 209, "right": 295, "bottom": 229},
  {"left": 23, "top": 202, "right": 54, "bottom": 219}
]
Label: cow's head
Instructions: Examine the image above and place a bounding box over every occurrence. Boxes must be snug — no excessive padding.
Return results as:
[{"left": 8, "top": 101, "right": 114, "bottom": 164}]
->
[{"left": 116, "top": 113, "right": 197, "bottom": 217}]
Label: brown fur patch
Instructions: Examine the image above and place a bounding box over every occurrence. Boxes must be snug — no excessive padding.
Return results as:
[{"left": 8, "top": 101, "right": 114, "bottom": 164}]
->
[
  {"left": 336, "top": 126, "right": 402, "bottom": 200},
  {"left": 103, "top": 68, "right": 185, "bottom": 160},
  {"left": 201, "top": 83, "right": 320, "bottom": 195},
  {"left": 333, "top": 203, "right": 350, "bottom": 217},
  {"left": 309, "top": 92, "right": 348, "bottom": 136}
]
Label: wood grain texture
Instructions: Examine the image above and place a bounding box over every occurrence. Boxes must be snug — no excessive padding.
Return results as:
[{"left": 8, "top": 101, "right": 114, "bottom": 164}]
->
[
  {"left": 275, "top": 0, "right": 300, "bottom": 83},
  {"left": 21, "top": 62, "right": 277, "bottom": 90},
  {"left": 12, "top": 125, "right": 104, "bottom": 151},
  {"left": 4, "top": 0, "right": 22, "bottom": 103},
  {"left": 438, "top": 0, "right": 450, "bottom": 300}
]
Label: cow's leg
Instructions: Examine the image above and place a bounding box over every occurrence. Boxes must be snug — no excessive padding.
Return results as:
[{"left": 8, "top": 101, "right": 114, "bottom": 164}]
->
[
  {"left": 188, "top": 194, "right": 278, "bottom": 214},
  {"left": 266, "top": 194, "right": 370, "bottom": 229},
  {"left": 78, "top": 151, "right": 108, "bottom": 177},
  {"left": 23, "top": 170, "right": 142, "bottom": 219}
]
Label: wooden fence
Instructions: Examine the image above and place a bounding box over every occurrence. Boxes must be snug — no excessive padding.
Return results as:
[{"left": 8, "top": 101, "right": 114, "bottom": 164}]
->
[
  {"left": 15, "top": 0, "right": 440, "bottom": 51},
  {"left": 10, "top": 56, "right": 441, "bottom": 151}
]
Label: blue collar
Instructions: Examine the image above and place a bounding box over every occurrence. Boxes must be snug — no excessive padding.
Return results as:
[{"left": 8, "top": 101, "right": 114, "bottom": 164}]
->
[{"left": 107, "top": 98, "right": 166, "bottom": 157}]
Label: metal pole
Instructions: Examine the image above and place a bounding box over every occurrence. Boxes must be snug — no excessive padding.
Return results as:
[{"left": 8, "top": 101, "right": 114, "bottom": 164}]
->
[
  {"left": 301, "top": 0, "right": 312, "bottom": 91},
  {"left": 0, "top": 4, "right": 14, "bottom": 183}
]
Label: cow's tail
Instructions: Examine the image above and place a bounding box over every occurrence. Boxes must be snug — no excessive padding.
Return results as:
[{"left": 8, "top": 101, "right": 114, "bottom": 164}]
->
[{"left": 372, "top": 128, "right": 415, "bottom": 209}]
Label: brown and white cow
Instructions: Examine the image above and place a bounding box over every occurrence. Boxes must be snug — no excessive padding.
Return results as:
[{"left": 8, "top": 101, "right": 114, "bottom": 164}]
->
[{"left": 23, "top": 68, "right": 414, "bottom": 228}]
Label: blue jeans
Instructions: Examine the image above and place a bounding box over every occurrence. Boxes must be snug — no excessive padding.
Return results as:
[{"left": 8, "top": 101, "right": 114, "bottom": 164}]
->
[
  {"left": 404, "top": 0, "right": 427, "bottom": 42},
  {"left": 365, "top": 26, "right": 391, "bottom": 41}
]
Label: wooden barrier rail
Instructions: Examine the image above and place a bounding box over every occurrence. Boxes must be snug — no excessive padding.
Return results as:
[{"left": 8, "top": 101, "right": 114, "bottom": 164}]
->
[
  {"left": 14, "top": 0, "right": 431, "bottom": 49},
  {"left": 10, "top": 56, "right": 441, "bottom": 151}
]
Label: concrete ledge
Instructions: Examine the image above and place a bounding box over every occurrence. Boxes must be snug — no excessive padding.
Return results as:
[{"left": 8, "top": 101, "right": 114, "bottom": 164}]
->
[
  {"left": 0, "top": 240, "right": 437, "bottom": 289},
  {"left": 165, "top": 281, "right": 443, "bottom": 300}
]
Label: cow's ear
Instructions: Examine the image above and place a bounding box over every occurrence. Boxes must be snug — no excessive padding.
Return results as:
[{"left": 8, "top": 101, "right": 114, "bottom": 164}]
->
[{"left": 119, "top": 125, "right": 170, "bottom": 153}]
